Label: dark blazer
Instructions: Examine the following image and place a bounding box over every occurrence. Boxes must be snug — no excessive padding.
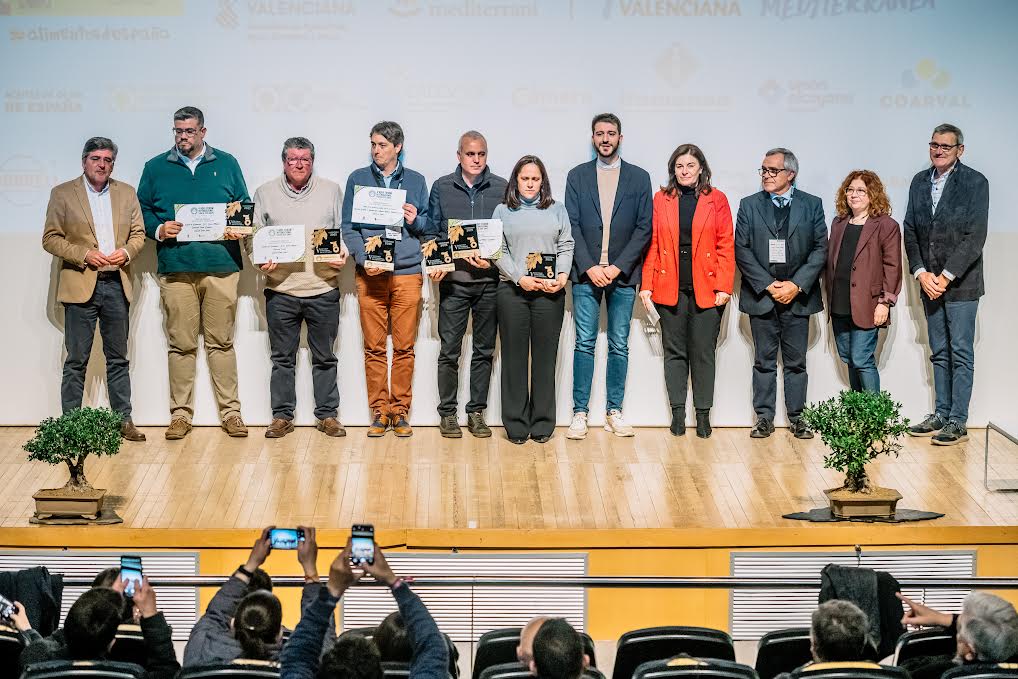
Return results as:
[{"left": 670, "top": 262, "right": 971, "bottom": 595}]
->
[
  {"left": 824, "top": 214, "right": 903, "bottom": 329},
  {"left": 565, "top": 159, "right": 653, "bottom": 287},
  {"left": 734, "top": 189, "right": 828, "bottom": 316},
  {"left": 902, "top": 160, "right": 989, "bottom": 302}
]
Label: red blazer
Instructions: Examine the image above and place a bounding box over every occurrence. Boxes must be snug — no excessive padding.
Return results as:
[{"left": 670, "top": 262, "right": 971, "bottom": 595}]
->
[
  {"left": 824, "top": 214, "right": 903, "bottom": 329},
  {"left": 641, "top": 187, "right": 735, "bottom": 309}
]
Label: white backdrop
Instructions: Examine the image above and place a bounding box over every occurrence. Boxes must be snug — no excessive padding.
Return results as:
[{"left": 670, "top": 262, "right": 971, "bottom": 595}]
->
[{"left": 1, "top": 0, "right": 1016, "bottom": 427}]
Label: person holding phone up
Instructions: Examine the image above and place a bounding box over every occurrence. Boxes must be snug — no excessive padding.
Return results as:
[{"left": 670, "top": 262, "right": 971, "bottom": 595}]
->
[
  {"left": 183, "top": 525, "right": 337, "bottom": 667},
  {"left": 281, "top": 537, "right": 449, "bottom": 679}
]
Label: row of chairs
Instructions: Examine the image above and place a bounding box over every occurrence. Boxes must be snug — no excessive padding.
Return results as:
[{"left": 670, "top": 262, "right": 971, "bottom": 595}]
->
[{"left": 0, "top": 622, "right": 984, "bottom": 679}]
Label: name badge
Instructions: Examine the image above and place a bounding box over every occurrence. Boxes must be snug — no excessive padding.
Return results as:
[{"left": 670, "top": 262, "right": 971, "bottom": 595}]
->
[{"left": 768, "top": 239, "right": 786, "bottom": 264}]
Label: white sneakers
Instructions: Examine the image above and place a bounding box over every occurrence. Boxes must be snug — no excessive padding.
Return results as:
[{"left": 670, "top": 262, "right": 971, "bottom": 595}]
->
[
  {"left": 566, "top": 410, "right": 636, "bottom": 439},
  {"left": 605, "top": 410, "right": 635, "bottom": 437},
  {"left": 566, "top": 412, "right": 589, "bottom": 440}
]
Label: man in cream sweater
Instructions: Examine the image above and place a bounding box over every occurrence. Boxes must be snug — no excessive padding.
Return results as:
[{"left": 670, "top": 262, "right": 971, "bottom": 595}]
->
[{"left": 247, "top": 137, "right": 348, "bottom": 438}]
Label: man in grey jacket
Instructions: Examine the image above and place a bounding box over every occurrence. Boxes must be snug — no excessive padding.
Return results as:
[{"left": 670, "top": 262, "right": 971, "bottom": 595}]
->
[{"left": 183, "top": 526, "right": 336, "bottom": 666}]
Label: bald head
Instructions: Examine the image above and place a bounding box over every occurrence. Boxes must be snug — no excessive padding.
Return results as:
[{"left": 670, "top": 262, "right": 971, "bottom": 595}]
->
[{"left": 517, "top": 616, "right": 549, "bottom": 666}]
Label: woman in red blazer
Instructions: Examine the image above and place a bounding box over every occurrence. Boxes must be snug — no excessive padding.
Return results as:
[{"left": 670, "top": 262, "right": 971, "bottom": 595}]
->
[
  {"left": 825, "top": 170, "right": 902, "bottom": 392},
  {"left": 640, "top": 144, "right": 735, "bottom": 438}
]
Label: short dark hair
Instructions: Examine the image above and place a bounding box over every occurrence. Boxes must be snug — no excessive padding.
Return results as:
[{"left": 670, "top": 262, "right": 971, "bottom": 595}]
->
[
  {"left": 318, "top": 633, "right": 383, "bottom": 679},
  {"left": 504, "top": 154, "right": 554, "bottom": 210},
  {"left": 91, "top": 567, "right": 120, "bottom": 589},
  {"left": 81, "top": 137, "right": 118, "bottom": 162},
  {"left": 663, "top": 143, "right": 713, "bottom": 197},
  {"left": 932, "top": 122, "right": 964, "bottom": 145},
  {"left": 533, "top": 618, "right": 584, "bottom": 679},
  {"left": 174, "top": 106, "right": 205, "bottom": 127},
  {"left": 64, "top": 588, "right": 125, "bottom": 659},
  {"left": 811, "top": 600, "right": 871, "bottom": 662},
  {"left": 591, "top": 113, "right": 621, "bottom": 134},
  {"left": 249, "top": 567, "right": 273, "bottom": 593},
  {"left": 234, "top": 590, "right": 282, "bottom": 660},
  {"left": 282, "top": 136, "right": 315, "bottom": 162},
  {"left": 370, "top": 121, "right": 404, "bottom": 148},
  {"left": 373, "top": 611, "right": 411, "bottom": 662}
]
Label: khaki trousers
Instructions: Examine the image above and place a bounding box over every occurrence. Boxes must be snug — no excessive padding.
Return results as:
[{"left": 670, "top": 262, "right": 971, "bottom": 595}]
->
[
  {"left": 159, "top": 272, "right": 241, "bottom": 422},
  {"left": 355, "top": 270, "right": 422, "bottom": 418}
]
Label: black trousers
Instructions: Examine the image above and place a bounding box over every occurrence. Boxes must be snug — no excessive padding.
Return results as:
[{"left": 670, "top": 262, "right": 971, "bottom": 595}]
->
[
  {"left": 497, "top": 281, "right": 565, "bottom": 439},
  {"left": 437, "top": 280, "right": 498, "bottom": 416},
  {"left": 656, "top": 291, "right": 724, "bottom": 412},
  {"left": 748, "top": 305, "right": 810, "bottom": 421},
  {"left": 61, "top": 274, "right": 132, "bottom": 418},
  {"left": 265, "top": 288, "right": 340, "bottom": 421}
]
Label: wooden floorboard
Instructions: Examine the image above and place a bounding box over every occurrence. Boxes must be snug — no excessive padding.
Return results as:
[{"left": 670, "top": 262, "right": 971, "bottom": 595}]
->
[{"left": 0, "top": 426, "right": 1016, "bottom": 532}]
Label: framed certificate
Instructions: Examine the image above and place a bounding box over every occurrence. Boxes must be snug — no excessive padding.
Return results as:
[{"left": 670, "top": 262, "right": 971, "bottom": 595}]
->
[
  {"left": 175, "top": 203, "right": 226, "bottom": 241},
  {"left": 422, "top": 237, "right": 455, "bottom": 273},
  {"left": 526, "top": 252, "right": 557, "bottom": 280},
  {"left": 351, "top": 185, "right": 406, "bottom": 232},
  {"left": 251, "top": 224, "right": 305, "bottom": 264},
  {"left": 312, "top": 228, "right": 345, "bottom": 263},
  {"left": 364, "top": 235, "right": 395, "bottom": 271}
]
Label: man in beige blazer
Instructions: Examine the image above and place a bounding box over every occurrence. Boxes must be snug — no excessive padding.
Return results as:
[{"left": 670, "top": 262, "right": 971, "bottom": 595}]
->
[{"left": 42, "top": 137, "right": 147, "bottom": 441}]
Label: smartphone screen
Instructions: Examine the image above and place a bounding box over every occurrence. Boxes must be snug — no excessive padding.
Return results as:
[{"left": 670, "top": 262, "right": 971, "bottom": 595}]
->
[
  {"left": 0, "top": 594, "right": 14, "bottom": 621},
  {"left": 269, "top": 528, "right": 305, "bottom": 550},
  {"left": 120, "top": 555, "right": 143, "bottom": 597},
  {"left": 350, "top": 524, "right": 374, "bottom": 566}
]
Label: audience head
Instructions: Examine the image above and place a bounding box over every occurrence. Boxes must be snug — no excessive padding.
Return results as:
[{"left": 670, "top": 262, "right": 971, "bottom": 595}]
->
[
  {"left": 374, "top": 611, "right": 412, "bottom": 662},
  {"left": 249, "top": 567, "right": 273, "bottom": 593},
  {"left": 810, "top": 600, "right": 871, "bottom": 662},
  {"left": 517, "top": 616, "right": 549, "bottom": 665},
  {"left": 531, "top": 618, "right": 587, "bottom": 679},
  {"left": 91, "top": 567, "right": 136, "bottom": 624},
  {"left": 318, "top": 632, "right": 383, "bottom": 679},
  {"left": 63, "top": 588, "right": 125, "bottom": 659},
  {"left": 957, "top": 592, "right": 1018, "bottom": 663},
  {"left": 233, "top": 590, "right": 283, "bottom": 660}
]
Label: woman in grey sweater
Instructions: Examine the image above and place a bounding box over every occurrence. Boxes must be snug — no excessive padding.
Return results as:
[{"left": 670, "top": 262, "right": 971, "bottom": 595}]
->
[{"left": 493, "top": 155, "right": 574, "bottom": 444}]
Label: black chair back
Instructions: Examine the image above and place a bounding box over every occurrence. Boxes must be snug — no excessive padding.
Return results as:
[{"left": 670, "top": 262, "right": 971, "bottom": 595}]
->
[
  {"left": 177, "top": 661, "right": 281, "bottom": 679},
  {"left": 106, "top": 624, "right": 147, "bottom": 668},
  {"left": 633, "top": 657, "right": 757, "bottom": 679},
  {"left": 478, "top": 661, "right": 605, "bottom": 679},
  {"left": 613, "top": 626, "right": 736, "bottom": 679},
  {"left": 891, "top": 627, "right": 956, "bottom": 666},
  {"left": 382, "top": 662, "right": 412, "bottom": 679},
  {"left": 792, "top": 663, "right": 909, "bottom": 679},
  {"left": 942, "top": 665, "right": 1018, "bottom": 679},
  {"left": 341, "top": 626, "right": 378, "bottom": 641},
  {"left": 20, "top": 660, "right": 146, "bottom": 679},
  {"left": 472, "top": 626, "right": 596, "bottom": 679},
  {"left": 755, "top": 627, "right": 812, "bottom": 679},
  {"left": 1, "top": 626, "right": 24, "bottom": 675}
]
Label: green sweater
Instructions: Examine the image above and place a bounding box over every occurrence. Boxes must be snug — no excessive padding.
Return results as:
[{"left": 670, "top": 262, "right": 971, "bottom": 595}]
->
[{"left": 137, "top": 146, "right": 250, "bottom": 274}]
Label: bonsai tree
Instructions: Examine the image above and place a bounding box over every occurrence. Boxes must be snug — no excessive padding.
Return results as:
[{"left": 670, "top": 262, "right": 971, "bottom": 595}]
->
[
  {"left": 23, "top": 407, "right": 123, "bottom": 492},
  {"left": 800, "top": 390, "right": 910, "bottom": 493}
]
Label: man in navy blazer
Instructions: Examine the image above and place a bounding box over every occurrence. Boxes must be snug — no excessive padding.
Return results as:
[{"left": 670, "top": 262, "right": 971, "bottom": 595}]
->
[
  {"left": 564, "top": 113, "right": 653, "bottom": 440},
  {"left": 735, "top": 148, "right": 828, "bottom": 439},
  {"left": 903, "top": 123, "right": 989, "bottom": 446}
]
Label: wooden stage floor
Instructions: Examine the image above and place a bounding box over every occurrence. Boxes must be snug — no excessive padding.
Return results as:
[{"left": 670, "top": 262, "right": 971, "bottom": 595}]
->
[{"left": 1, "top": 425, "right": 1017, "bottom": 542}]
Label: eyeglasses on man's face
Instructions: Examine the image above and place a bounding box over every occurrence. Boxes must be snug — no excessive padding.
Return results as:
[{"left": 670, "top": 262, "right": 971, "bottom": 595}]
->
[
  {"left": 172, "top": 127, "right": 200, "bottom": 137},
  {"left": 758, "top": 167, "right": 788, "bottom": 178},
  {"left": 285, "top": 156, "right": 313, "bottom": 166},
  {"left": 929, "top": 141, "right": 961, "bottom": 152}
]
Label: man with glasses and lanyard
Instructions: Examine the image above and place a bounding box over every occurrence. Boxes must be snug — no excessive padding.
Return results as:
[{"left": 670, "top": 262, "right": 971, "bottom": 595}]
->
[
  {"left": 138, "top": 105, "right": 251, "bottom": 440},
  {"left": 341, "top": 121, "right": 429, "bottom": 438},
  {"left": 734, "top": 147, "right": 827, "bottom": 439},
  {"left": 904, "top": 123, "right": 989, "bottom": 446}
]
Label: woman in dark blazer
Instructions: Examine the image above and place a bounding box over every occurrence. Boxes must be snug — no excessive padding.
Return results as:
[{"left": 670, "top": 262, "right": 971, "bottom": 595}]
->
[
  {"left": 824, "top": 170, "right": 902, "bottom": 392},
  {"left": 640, "top": 144, "right": 734, "bottom": 438}
]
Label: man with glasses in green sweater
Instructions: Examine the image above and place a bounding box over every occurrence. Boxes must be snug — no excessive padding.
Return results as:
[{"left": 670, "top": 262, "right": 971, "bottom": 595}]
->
[{"left": 137, "top": 106, "right": 250, "bottom": 440}]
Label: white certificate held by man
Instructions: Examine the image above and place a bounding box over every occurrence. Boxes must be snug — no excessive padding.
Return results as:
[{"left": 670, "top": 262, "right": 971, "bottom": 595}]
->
[
  {"left": 175, "top": 203, "right": 226, "bottom": 241},
  {"left": 252, "top": 224, "right": 306, "bottom": 264},
  {"left": 351, "top": 185, "right": 406, "bottom": 238}
]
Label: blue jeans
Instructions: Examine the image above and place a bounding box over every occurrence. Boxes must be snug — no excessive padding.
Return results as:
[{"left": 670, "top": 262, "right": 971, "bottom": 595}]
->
[
  {"left": 923, "top": 297, "right": 978, "bottom": 425},
  {"left": 831, "top": 315, "right": 880, "bottom": 393},
  {"left": 571, "top": 281, "right": 636, "bottom": 413}
]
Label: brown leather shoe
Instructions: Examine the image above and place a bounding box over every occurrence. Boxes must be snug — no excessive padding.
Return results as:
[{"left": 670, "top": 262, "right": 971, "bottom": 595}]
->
[
  {"left": 367, "top": 412, "right": 388, "bottom": 438},
  {"left": 317, "top": 417, "right": 346, "bottom": 437},
  {"left": 392, "top": 415, "right": 413, "bottom": 438},
  {"left": 222, "top": 415, "right": 249, "bottom": 438},
  {"left": 265, "top": 418, "right": 294, "bottom": 439},
  {"left": 165, "top": 417, "right": 192, "bottom": 440},
  {"left": 120, "top": 420, "right": 147, "bottom": 442}
]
